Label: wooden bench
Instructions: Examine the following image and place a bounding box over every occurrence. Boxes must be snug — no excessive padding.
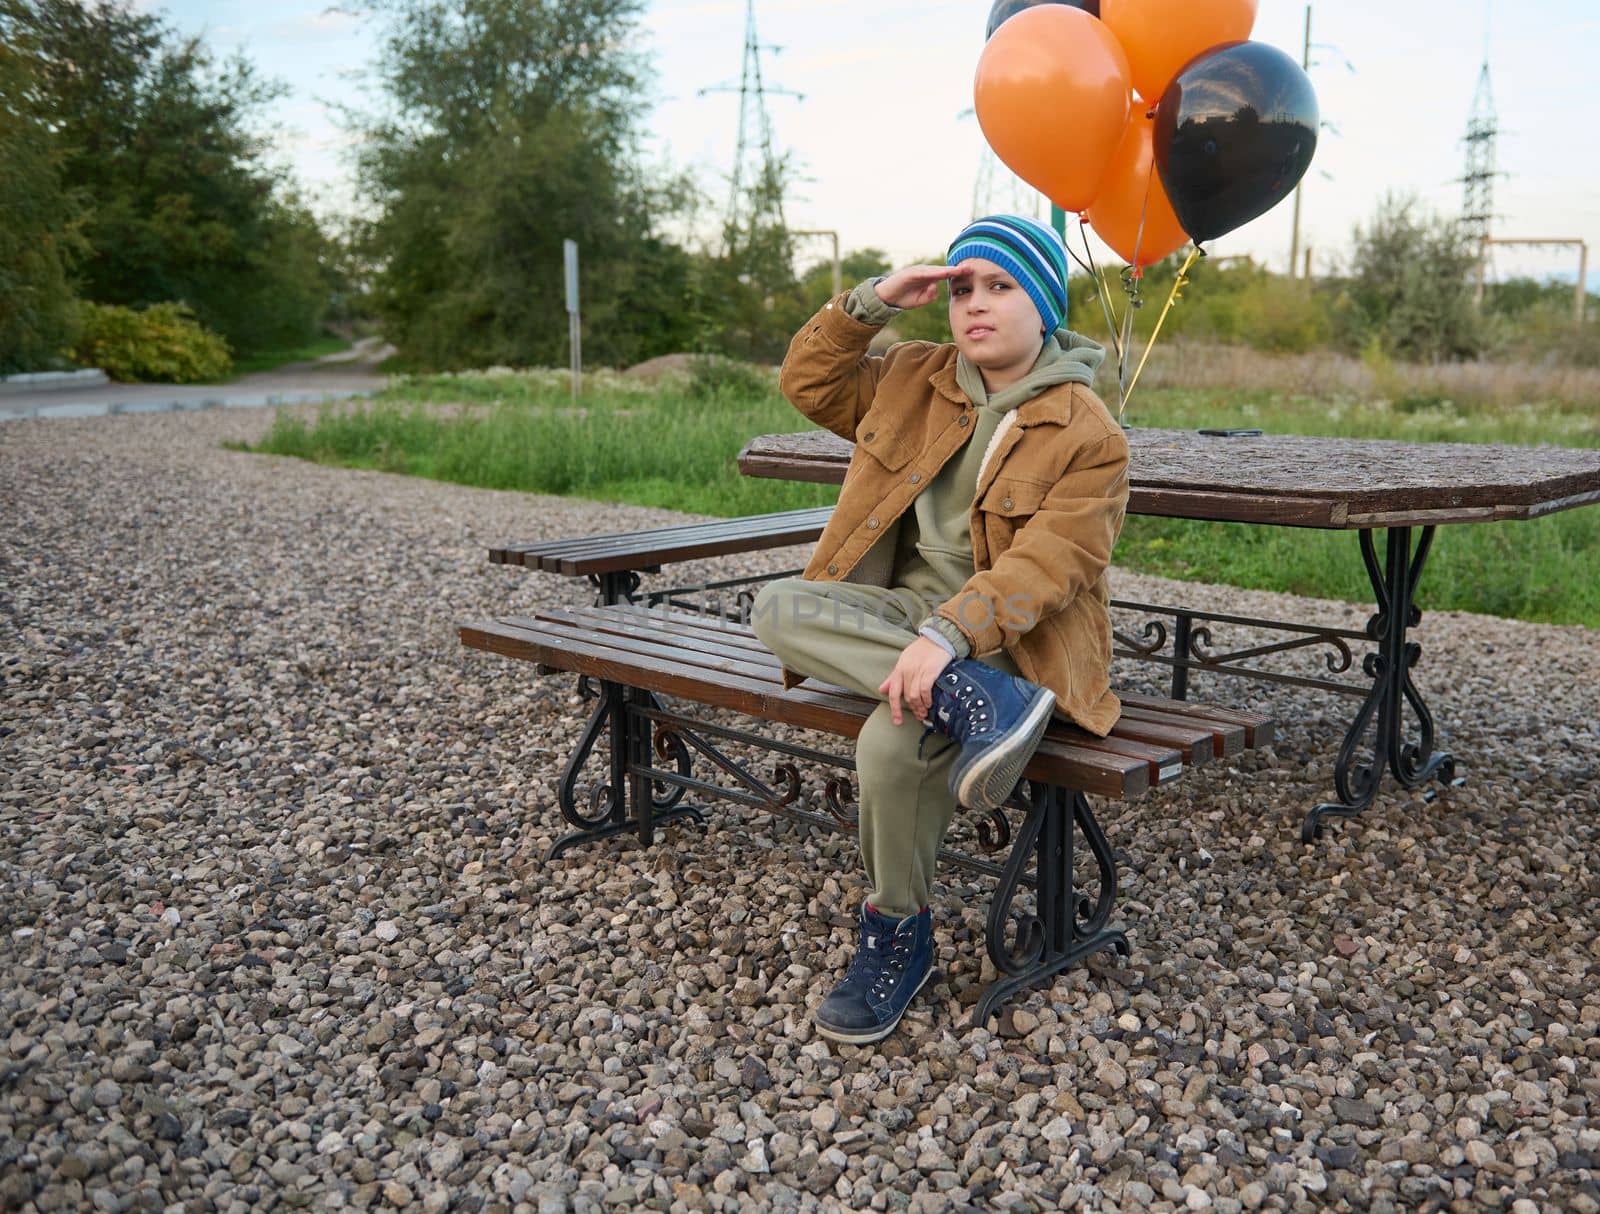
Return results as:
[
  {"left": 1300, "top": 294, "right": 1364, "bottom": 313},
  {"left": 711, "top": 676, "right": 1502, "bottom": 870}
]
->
[
  {"left": 461, "top": 601, "right": 1272, "bottom": 1024},
  {"left": 490, "top": 507, "right": 832, "bottom": 605}
]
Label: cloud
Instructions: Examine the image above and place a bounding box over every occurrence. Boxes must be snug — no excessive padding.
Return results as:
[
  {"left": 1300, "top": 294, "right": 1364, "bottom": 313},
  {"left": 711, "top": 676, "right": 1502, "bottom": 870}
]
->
[{"left": 262, "top": 7, "right": 364, "bottom": 44}]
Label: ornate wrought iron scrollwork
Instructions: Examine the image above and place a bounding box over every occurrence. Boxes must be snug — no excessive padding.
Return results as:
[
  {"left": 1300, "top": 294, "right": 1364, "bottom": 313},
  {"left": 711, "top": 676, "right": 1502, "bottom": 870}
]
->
[
  {"left": 1111, "top": 599, "right": 1372, "bottom": 697},
  {"left": 769, "top": 762, "right": 802, "bottom": 807},
  {"left": 972, "top": 783, "right": 1130, "bottom": 1027},
  {"left": 556, "top": 688, "right": 625, "bottom": 831},
  {"left": 1114, "top": 619, "right": 1168, "bottom": 657},
  {"left": 984, "top": 785, "right": 1048, "bottom": 978},
  {"left": 1304, "top": 527, "right": 1459, "bottom": 842},
  {"left": 975, "top": 808, "right": 1012, "bottom": 854},
  {"left": 651, "top": 726, "right": 692, "bottom": 811},
  {"left": 823, "top": 776, "right": 858, "bottom": 827},
  {"left": 1070, "top": 792, "right": 1119, "bottom": 938}
]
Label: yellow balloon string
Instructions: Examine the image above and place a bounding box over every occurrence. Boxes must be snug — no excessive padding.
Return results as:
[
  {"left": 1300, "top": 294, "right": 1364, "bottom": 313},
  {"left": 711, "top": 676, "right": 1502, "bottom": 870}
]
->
[{"left": 1121, "top": 246, "right": 1203, "bottom": 414}]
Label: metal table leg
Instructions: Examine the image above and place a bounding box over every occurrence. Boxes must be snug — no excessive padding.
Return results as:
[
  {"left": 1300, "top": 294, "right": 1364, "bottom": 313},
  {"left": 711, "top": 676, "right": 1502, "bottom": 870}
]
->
[{"left": 1302, "top": 526, "right": 1463, "bottom": 842}]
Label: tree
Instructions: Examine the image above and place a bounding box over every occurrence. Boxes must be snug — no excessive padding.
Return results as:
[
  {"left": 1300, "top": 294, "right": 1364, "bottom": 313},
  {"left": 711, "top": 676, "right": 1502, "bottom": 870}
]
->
[
  {"left": 0, "top": 23, "right": 86, "bottom": 372},
  {"left": 1339, "top": 194, "right": 1483, "bottom": 362},
  {"left": 8, "top": 0, "right": 333, "bottom": 355},
  {"left": 355, "top": 0, "right": 699, "bottom": 369}
]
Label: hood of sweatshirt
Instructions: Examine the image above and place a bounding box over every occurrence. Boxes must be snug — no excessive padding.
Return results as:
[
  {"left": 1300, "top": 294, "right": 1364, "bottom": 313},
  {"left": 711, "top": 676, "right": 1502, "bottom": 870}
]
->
[{"left": 954, "top": 327, "right": 1107, "bottom": 412}]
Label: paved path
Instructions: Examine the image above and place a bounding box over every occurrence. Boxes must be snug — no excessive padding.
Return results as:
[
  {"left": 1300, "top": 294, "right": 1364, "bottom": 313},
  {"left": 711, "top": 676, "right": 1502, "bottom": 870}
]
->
[{"left": 0, "top": 337, "right": 391, "bottom": 421}]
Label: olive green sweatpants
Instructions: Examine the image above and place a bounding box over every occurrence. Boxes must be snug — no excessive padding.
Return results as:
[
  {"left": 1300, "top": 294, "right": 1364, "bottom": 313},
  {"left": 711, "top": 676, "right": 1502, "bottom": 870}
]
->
[{"left": 749, "top": 577, "right": 1021, "bottom": 918}]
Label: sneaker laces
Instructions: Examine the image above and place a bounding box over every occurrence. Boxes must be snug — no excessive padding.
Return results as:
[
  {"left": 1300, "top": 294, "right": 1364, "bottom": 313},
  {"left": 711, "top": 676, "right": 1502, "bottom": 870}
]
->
[
  {"left": 846, "top": 918, "right": 917, "bottom": 1001},
  {"left": 930, "top": 670, "right": 991, "bottom": 745}
]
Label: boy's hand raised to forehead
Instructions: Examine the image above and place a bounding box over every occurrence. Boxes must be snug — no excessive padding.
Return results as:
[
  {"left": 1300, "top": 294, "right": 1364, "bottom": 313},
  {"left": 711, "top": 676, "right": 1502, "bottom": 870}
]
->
[{"left": 873, "top": 262, "right": 971, "bottom": 311}]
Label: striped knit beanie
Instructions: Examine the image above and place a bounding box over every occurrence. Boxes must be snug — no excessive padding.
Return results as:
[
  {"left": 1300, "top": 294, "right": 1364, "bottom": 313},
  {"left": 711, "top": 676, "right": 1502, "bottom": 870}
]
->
[{"left": 946, "top": 214, "right": 1069, "bottom": 335}]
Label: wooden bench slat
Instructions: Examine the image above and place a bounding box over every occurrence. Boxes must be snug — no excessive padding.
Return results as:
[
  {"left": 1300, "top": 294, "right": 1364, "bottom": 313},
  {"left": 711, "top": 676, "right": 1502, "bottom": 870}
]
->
[
  {"left": 498, "top": 613, "right": 1156, "bottom": 797},
  {"left": 462, "top": 617, "right": 1152, "bottom": 797},
  {"left": 489, "top": 507, "right": 834, "bottom": 575},
  {"left": 540, "top": 607, "right": 1189, "bottom": 787},
  {"left": 1099, "top": 717, "right": 1215, "bottom": 766},
  {"left": 464, "top": 619, "right": 877, "bottom": 731},
  {"left": 496, "top": 506, "right": 832, "bottom": 557},
  {"left": 589, "top": 602, "right": 1273, "bottom": 756},
  {"left": 563, "top": 606, "right": 1201, "bottom": 786},
  {"left": 546, "top": 509, "right": 828, "bottom": 552},
  {"left": 1118, "top": 704, "right": 1245, "bottom": 757},
  {"left": 1117, "top": 691, "right": 1274, "bottom": 748},
  {"left": 508, "top": 612, "right": 796, "bottom": 686},
  {"left": 591, "top": 604, "right": 775, "bottom": 652}
]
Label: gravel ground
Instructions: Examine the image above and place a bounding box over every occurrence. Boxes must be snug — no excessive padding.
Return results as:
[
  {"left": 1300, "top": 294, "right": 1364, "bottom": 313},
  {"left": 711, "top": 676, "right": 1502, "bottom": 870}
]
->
[{"left": 2, "top": 406, "right": 1598, "bottom": 1214}]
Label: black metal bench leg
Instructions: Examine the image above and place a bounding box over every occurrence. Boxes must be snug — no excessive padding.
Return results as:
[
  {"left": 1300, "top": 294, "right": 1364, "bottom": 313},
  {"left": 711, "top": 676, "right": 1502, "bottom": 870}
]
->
[
  {"left": 1171, "top": 613, "right": 1193, "bottom": 701},
  {"left": 973, "top": 783, "right": 1130, "bottom": 1026},
  {"left": 546, "top": 680, "right": 705, "bottom": 862}
]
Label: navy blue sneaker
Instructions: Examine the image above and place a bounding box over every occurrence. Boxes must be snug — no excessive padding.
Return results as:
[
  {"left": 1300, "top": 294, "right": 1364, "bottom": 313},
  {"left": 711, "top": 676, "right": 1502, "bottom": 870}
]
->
[
  {"left": 813, "top": 902, "right": 934, "bottom": 1045},
  {"left": 927, "top": 659, "right": 1057, "bottom": 812}
]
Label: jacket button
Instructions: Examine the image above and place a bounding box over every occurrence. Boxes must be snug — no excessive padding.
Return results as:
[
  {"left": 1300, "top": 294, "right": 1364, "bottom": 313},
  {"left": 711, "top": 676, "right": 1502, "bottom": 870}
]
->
[
  {"left": 867, "top": 517, "right": 879, "bottom": 530},
  {"left": 909, "top": 473, "right": 921, "bottom": 484},
  {"left": 958, "top": 415, "right": 970, "bottom": 428},
  {"left": 826, "top": 563, "right": 838, "bottom": 575},
  {"left": 862, "top": 431, "right": 876, "bottom": 442},
  {"left": 1002, "top": 497, "right": 1014, "bottom": 510}
]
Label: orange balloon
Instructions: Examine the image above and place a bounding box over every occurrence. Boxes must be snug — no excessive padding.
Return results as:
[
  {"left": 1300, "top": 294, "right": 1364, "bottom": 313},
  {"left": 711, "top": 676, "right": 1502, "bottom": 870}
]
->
[
  {"left": 974, "top": 6, "right": 1132, "bottom": 213},
  {"left": 1085, "top": 103, "right": 1189, "bottom": 266},
  {"left": 1100, "top": 0, "right": 1257, "bottom": 105}
]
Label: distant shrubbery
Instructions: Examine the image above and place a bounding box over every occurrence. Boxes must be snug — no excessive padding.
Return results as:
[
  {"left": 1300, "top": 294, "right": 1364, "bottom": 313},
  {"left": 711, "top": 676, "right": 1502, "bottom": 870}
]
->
[
  {"left": 1, "top": 0, "right": 339, "bottom": 377},
  {"left": 686, "top": 354, "right": 777, "bottom": 401},
  {"left": 73, "top": 303, "right": 233, "bottom": 383}
]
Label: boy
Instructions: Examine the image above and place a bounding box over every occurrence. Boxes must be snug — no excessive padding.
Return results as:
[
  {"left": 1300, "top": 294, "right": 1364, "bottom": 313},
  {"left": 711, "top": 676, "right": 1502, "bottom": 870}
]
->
[{"left": 750, "top": 214, "right": 1130, "bottom": 1044}]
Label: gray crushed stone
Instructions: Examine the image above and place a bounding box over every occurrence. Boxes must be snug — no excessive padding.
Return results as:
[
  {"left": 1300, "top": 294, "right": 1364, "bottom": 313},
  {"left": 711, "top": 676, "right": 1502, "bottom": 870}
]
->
[{"left": 2, "top": 405, "right": 1598, "bottom": 1214}]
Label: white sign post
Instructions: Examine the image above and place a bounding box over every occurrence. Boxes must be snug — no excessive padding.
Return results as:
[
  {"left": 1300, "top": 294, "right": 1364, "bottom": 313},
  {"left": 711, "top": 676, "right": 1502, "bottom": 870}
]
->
[{"left": 564, "top": 239, "right": 581, "bottom": 401}]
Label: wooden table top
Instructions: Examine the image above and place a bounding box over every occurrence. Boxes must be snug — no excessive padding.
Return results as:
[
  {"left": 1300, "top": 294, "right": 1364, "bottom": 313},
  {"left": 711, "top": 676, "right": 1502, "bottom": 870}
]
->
[{"left": 736, "top": 427, "right": 1600, "bottom": 529}]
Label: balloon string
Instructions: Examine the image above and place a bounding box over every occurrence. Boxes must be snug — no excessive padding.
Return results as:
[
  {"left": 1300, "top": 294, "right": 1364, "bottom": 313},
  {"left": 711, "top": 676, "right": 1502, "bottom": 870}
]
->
[
  {"left": 1117, "top": 267, "right": 1138, "bottom": 422},
  {"left": 1130, "top": 149, "right": 1156, "bottom": 272},
  {"left": 1075, "top": 221, "right": 1123, "bottom": 363},
  {"left": 1122, "top": 246, "right": 1203, "bottom": 413}
]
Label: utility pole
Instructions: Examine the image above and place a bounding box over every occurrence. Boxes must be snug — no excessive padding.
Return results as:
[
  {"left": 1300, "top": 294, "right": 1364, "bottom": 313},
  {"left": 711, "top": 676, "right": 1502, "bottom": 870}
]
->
[
  {"left": 1482, "top": 238, "right": 1589, "bottom": 325},
  {"left": 791, "top": 230, "right": 841, "bottom": 296},
  {"left": 1287, "top": 4, "right": 1311, "bottom": 279},
  {"left": 698, "top": 0, "right": 802, "bottom": 253},
  {"left": 563, "top": 240, "right": 581, "bottom": 400},
  {"left": 1461, "top": 2, "right": 1500, "bottom": 308}
]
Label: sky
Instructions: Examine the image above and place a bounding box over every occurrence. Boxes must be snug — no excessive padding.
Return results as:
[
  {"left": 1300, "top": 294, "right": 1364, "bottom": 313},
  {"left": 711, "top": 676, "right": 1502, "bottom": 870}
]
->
[{"left": 146, "top": 0, "right": 1600, "bottom": 286}]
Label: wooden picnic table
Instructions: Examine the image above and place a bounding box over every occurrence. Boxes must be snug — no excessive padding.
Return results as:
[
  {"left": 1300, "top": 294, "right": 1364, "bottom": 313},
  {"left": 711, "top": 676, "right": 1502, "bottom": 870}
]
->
[{"left": 738, "top": 426, "right": 1600, "bottom": 840}]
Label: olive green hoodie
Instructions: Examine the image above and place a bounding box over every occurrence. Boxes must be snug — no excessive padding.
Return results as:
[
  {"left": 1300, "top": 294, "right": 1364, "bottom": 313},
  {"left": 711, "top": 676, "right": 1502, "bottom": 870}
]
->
[{"left": 844, "top": 279, "right": 1107, "bottom": 656}]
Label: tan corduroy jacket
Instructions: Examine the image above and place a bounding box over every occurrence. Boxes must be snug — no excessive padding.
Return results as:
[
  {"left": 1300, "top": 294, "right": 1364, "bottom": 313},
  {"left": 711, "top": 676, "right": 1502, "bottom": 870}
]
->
[{"left": 776, "top": 292, "right": 1130, "bottom": 736}]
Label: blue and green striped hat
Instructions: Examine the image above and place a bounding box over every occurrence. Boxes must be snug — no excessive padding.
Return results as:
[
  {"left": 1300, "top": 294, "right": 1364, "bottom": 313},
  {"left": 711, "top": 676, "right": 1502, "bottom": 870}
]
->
[{"left": 946, "top": 214, "right": 1069, "bottom": 335}]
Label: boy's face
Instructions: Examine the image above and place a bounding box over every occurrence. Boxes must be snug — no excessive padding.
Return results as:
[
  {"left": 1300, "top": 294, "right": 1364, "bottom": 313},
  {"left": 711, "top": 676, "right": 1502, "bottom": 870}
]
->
[{"left": 947, "top": 258, "right": 1045, "bottom": 376}]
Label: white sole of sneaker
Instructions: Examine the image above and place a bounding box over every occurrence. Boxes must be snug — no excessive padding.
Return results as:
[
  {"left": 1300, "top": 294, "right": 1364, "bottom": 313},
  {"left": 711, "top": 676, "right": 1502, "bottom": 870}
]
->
[
  {"left": 952, "top": 688, "right": 1057, "bottom": 812},
  {"left": 812, "top": 966, "right": 935, "bottom": 1045}
]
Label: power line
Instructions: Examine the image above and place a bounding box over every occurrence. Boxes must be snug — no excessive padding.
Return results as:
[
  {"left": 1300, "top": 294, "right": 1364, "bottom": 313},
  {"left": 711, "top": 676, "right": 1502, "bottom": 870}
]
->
[
  {"left": 697, "top": 0, "right": 802, "bottom": 252},
  {"left": 1461, "top": 58, "right": 1499, "bottom": 256}
]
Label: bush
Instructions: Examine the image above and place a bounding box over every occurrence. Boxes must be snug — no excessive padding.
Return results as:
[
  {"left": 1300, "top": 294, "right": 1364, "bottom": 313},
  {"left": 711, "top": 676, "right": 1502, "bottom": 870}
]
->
[
  {"left": 685, "top": 354, "right": 775, "bottom": 401},
  {"left": 72, "top": 302, "right": 232, "bottom": 383}
]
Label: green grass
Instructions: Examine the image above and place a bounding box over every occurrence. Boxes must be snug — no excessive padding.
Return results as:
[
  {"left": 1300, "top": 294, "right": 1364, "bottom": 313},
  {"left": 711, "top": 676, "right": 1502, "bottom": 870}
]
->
[
  {"left": 244, "top": 369, "right": 1600, "bottom": 628},
  {"left": 228, "top": 333, "right": 352, "bottom": 377},
  {"left": 251, "top": 368, "right": 839, "bottom": 517},
  {"left": 1114, "top": 387, "right": 1600, "bottom": 627}
]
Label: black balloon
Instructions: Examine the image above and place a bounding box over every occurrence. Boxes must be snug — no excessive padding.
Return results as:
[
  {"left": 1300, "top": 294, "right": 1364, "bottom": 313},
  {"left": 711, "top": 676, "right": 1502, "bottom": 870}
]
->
[
  {"left": 985, "top": 0, "right": 1100, "bottom": 41},
  {"left": 1153, "top": 41, "right": 1318, "bottom": 244}
]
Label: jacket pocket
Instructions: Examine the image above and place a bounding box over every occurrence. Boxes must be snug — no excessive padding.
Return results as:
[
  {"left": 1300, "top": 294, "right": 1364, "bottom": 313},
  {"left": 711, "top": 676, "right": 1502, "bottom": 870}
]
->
[
  {"left": 855, "top": 412, "right": 915, "bottom": 471},
  {"left": 979, "top": 477, "right": 1049, "bottom": 518}
]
